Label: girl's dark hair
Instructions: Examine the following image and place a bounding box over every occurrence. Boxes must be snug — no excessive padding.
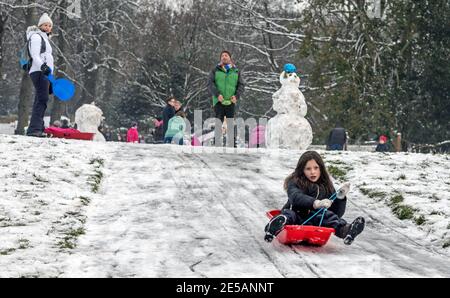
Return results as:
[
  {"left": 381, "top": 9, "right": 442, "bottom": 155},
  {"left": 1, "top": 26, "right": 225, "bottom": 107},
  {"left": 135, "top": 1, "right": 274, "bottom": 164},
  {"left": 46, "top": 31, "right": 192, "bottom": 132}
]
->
[
  {"left": 166, "top": 97, "right": 176, "bottom": 104},
  {"left": 284, "top": 151, "right": 334, "bottom": 194},
  {"left": 176, "top": 111, "right": 186, "bottom": 118}
]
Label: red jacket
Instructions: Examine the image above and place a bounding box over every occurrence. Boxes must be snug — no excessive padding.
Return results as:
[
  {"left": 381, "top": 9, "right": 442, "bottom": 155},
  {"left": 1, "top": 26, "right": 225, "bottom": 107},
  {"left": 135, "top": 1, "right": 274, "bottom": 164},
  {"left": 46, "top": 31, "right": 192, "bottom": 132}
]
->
[{"left": 127, "top": 127, "right": 139, "bottom": 143}]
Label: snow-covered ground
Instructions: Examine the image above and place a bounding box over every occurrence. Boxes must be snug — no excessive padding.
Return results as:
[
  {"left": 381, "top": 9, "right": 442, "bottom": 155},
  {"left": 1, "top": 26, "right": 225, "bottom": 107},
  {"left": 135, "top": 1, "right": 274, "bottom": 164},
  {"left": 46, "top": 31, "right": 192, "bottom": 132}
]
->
[{"left": 0, "top": 134, "right": 449, "bottom": 278}]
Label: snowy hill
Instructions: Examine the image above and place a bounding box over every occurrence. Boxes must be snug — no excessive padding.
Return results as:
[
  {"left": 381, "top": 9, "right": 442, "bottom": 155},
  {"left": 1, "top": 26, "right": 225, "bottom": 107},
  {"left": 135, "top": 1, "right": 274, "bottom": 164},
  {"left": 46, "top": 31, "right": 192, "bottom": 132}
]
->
[{"left": 0, "top": 134, "right": 449, "bottom": 278}]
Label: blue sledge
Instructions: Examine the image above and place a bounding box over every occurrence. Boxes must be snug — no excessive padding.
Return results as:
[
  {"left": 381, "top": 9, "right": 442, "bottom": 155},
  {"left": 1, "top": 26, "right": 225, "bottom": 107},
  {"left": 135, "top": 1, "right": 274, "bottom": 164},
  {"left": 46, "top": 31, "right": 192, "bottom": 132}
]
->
[{"left": 47, "top": 74, "right": 75, "bottom": 101}]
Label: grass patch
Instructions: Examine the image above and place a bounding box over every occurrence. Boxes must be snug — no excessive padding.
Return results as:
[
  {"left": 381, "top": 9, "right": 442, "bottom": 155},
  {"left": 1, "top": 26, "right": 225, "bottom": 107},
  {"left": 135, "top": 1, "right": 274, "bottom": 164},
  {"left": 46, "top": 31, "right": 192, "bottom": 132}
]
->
[
  {"left": 67, "top": 228, "right": 85, "bottom": 238},
  {"left": 392, "top": 205, "right": 415, "bottom": 220},
  {"left": 443, "top": 240, "right": 450, "bottom": 249},
  {"left": 37, "top": 200, "right": 49, "bottom": 206},
  {"left": 88, "top": 170, "right": 104, "bottom": 193},
  {"left": 328, "top": 165, "right": 347, "bottom": 181},
  {"left": 397, "top": 174, "right": 407, "bottom": 180},
  {"left": 2, "top": 221, "right": 27, "bottom": 228},
  {"left": 54, "top": 209, "right": 88, "bottom": 251},
  {"left": 57, "top": 238, "right": 76, "bottom": 250},
  {"left": 359, "top": 187, "right": 386, "bottom": 199},
  {"left": 18, "top": 239, "right": 31, "bottom": 250},
  {"left": 64, "top": 211, "right": 87, "bottom": 224},
  {"left": 33, "top": 173, "right": 49, "bottom": 183},
  {"left": 389, "top": 194, "right": 405, "bottom": 207},
  {"left": 88, "top": 158, "right": 105, "bottom": 193},
  {"left": 46, "top": 155, "right": 57, "bottom": 161},
  {"left": 57, "top": 228, "right": 86, "bottom": 250},
  {"left": 388, "top": 194, "right": 418, "bottom": 221},
  {"left": 89, "top": 158, "right": 105, "bottom": 167},
  {"left": 79, "top": 196, "right": 91, "bottom": 206},
  {"left": 360, "top": 188, "right": 370, "bottom": 196},
  {"left": 414, "top": 215, "right": 426, "bottom": 226},
  {"left": 367, "top": 191, "right": 386, "bottom": 199},
  {"left": 419, "top": 160, "right": 431, "bottom": 168},
  {"left": 327, "top": 160, "right": 346, "bottom": 165},
  {"left": 0, "top": 248, "right": 16, "bottom": 256}
]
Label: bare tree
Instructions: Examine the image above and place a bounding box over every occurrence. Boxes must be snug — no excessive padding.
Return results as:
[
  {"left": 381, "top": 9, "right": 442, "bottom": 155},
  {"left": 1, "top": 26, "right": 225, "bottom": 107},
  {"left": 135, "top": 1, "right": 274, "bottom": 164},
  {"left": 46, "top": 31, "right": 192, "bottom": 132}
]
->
[{"left": 15, "top": 4, "right": 38, "bottom": 135}]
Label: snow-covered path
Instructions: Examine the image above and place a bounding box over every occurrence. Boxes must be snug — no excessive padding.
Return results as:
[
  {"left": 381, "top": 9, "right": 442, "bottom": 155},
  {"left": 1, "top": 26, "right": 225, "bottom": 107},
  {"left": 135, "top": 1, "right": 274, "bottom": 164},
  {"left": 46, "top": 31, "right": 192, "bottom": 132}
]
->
[
  {"left": 61, "top": 145, "right": 450, "bottom": 278},
  {"left": 1, "top": 135, "right": 449, "bottom": 277}
]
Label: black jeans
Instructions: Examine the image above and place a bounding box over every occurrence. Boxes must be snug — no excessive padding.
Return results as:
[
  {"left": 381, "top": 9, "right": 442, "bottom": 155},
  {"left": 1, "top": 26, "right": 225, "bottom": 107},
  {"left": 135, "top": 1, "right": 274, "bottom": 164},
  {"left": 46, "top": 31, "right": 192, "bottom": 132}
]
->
[
  {"left": 214, "top": 103, "right": 237, "bottom": 147},
  {"left": 27, "top": 71, "right": 49, "bottom": 135},
  {"left": 282, "top": 209, "right": 349, "bottom": 239},
  {"left": 214, "top": 102, "right": 235, "bottom": 122}
]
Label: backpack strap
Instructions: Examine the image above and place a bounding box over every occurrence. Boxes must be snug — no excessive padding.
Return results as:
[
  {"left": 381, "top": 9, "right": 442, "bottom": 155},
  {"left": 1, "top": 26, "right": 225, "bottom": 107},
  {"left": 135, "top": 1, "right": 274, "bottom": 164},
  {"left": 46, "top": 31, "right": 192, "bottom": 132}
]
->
[{"left": 27, "top": 33, "right": 46, "bottom": 57}]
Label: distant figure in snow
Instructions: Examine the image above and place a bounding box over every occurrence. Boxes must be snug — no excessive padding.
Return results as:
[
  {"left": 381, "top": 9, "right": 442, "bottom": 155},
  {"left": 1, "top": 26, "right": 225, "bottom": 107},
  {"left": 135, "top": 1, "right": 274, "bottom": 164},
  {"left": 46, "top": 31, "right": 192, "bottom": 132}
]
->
[
  {"left": 127, "top": 122, "right": 140, "bottom": 143},
  {"left": 326, "top": 124, "right": 347, "bottom": 151},
  {"left": 208, "top": 50, "right": 245, "bottom": 122},
  {"left": 61, "top": 119, "right": 70, "bottom": 129},
  {"left": 152, "top": 117, "right": 164, "bottom": 143},
  {"left": 162, "top": 97, "right": 177, "bottom": 138},
  {"left": 26, "top": 13, "right": 55, "bottom": 138},
  {"left": 375, "top": 135, "right": 390, "bottom": 152},
  {"left": 164, "top": 111, "right": 187, "bottom": 145},
  {"left": 208, "top": 50, "right": 245, "bottom": 147},
  {"left": 174, "top": 100, "right": 183, "bottom": 114},
  {"left": 264, "top": 151, "right": 365, "bottom": 245}
]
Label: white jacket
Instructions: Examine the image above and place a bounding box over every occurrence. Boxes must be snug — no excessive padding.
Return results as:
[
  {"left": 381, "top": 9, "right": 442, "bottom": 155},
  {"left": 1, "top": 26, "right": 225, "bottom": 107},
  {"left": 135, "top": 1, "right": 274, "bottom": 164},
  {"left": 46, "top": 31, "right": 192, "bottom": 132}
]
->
[{"left": 26, "top": 26, "right": 54, "bottom": 75}]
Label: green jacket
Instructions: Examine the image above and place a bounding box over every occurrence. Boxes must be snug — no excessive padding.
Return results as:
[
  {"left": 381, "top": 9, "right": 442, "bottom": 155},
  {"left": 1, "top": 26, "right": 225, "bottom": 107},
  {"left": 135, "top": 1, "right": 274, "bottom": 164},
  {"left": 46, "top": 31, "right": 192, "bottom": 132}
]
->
[
  {"left": 207, "top": 64, "right": 245, "bottom": 106},
  {"left": 165, "top": 116, "right": 186, "bottom": 138}
]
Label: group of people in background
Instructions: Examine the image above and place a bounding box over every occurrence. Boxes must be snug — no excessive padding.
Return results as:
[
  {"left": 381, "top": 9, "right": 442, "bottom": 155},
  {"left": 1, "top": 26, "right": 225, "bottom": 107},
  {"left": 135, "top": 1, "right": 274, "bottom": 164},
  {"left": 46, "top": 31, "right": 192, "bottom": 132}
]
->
[
  {"left": 327, "top": 124, "right": 392, "bottom": 153},
  {"left": 23, "top": 11, "right": 244, "bottom": 147},
  {"left": 22, "top": 13, "right": 384, "bottom": 152},
  {"left": 128, "top": 50, "right": 245, "bottom": 147},
  {"left": 161, "top": 97, "right": 186, "bottom": 145}
]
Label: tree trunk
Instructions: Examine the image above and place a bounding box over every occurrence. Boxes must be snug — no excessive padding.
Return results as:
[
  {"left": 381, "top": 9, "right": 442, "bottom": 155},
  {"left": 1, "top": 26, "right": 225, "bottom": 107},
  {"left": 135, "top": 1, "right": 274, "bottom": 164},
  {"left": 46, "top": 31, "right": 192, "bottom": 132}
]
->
[
  {"left": 0, "top": 14, "right": 7, "bottom": 79},
  {"left": 15, "top": 6, "right": 37, "bottom": 135},
  {"left": 50, "top": 2, "right": 68, "bottom": 124}
]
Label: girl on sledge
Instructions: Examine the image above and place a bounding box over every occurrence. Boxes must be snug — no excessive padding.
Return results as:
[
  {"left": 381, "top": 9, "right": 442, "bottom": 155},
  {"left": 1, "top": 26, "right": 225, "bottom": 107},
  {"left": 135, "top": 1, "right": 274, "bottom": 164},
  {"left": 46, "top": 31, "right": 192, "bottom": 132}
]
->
[{"left": 264, "top": 151, "right": 365, "bottom": 245}]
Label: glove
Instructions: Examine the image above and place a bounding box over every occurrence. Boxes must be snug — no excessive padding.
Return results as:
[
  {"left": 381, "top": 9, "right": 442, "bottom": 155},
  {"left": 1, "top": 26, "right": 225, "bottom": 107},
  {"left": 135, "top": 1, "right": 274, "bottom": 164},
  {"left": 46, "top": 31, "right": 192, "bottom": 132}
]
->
[
  {"left": 337, "top": 182, "right": 351, "bottom": 200},
  {"left": 313, "top": 199, "right": 333, "bottom": 210},
  {"left": 41, "top": 63, "right": 51, "bottom": 76}
]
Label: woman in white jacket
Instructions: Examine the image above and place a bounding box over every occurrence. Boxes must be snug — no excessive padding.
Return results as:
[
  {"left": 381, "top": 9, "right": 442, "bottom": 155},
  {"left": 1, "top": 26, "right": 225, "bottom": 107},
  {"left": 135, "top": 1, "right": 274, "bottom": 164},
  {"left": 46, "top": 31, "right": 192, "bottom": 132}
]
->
[{"left": 26, "top": 13, "right": 55, "bottom": 137}]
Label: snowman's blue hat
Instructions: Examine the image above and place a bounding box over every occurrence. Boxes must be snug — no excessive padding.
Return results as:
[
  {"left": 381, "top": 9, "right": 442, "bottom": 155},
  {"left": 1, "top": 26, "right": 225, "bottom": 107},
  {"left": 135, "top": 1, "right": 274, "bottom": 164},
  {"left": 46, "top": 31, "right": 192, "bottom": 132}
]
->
[{"left": 284, "top": 64, "right": 297, "bottom": 74}]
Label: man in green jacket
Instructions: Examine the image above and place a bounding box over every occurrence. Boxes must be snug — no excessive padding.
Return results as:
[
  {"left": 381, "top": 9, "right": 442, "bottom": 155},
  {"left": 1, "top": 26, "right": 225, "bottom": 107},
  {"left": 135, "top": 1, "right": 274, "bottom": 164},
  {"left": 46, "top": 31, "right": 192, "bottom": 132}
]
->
[{"left": 207, "top": 50, "right": 245, "bottom": 122}]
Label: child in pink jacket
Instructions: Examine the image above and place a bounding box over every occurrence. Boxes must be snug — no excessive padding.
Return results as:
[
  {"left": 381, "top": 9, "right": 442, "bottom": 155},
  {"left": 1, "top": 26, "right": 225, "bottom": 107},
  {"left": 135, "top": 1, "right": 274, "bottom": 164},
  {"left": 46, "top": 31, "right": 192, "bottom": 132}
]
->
[{"left": 127, "top": 123, "right": 139, "bottom": 143}]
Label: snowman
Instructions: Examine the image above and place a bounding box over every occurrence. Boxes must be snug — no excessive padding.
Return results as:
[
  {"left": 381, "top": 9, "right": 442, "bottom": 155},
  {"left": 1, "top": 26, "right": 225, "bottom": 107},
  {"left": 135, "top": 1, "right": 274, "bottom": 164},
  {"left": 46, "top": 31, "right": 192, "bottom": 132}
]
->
[
  {"left": 74, "top": 102, "right": 106, "bottom": 142},
  {"left": 266, "top": 64, "right": 313, "bottom": 150}
]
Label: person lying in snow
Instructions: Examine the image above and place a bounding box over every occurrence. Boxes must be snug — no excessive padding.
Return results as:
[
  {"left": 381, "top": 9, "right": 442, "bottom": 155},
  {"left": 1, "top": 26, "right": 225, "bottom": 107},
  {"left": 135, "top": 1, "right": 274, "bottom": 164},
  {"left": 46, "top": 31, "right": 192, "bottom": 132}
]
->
[{"left": 264, "top": 151, "right": 365, "bottom": 245}]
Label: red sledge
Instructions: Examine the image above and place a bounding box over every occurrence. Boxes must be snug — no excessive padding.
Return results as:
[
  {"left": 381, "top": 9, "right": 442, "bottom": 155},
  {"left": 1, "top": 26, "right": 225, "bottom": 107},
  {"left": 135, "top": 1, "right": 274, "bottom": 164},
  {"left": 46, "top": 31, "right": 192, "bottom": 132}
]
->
[
  {"left": 266, "top": 210, "right": 335, "bottom": 246},
  {"left": 44, "top": 127, "right": 95, "bottom": 141}
]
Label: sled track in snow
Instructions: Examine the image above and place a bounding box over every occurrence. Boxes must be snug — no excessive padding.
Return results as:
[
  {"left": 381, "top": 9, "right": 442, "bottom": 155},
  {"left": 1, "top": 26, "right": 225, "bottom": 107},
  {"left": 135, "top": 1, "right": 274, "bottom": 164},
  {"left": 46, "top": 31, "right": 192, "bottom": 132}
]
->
[
  {"left": 193, "top": 155, "right": 322, "bottom": 277},
  {"left": 3, "top": 136, "right": 450, "bottom": 278},
  {"left": 188, "top": 153, "right": 291, "bottom": 278},
  {"left": 27, "top": 144, "right": 448, "bottom": 278},
  {"left": 174, "top": 151, "right": 450, "bottom": 278}
]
